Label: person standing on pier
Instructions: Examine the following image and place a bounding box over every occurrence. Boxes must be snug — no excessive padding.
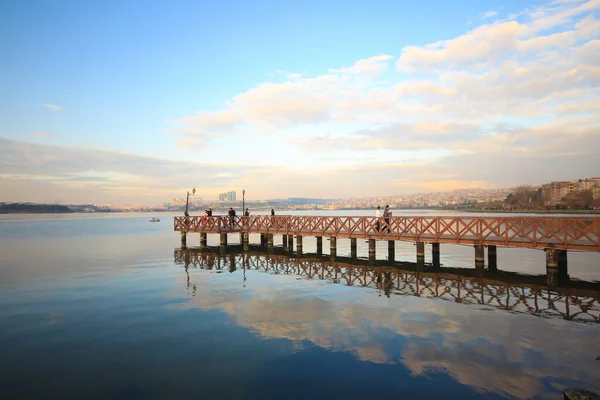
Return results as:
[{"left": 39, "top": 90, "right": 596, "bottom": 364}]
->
[
  {"left": 242, "top": 208, "right": 250, "bottom": 228},
  {"left": 375, "top": 206, "right": 382, "bottom": 233},
  {"left": 270, "top": 209, "right": 275, "bottom": 216},
  {"left": 383, "top": 205, "right": 392, "bottom": 233},
  {"left": 228, "top": 207, "right": 236, "bottom": 227}
]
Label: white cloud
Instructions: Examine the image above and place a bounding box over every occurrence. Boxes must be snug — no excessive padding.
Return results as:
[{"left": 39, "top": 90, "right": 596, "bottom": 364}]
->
[
  {"left": 43, "top": 104, "right": 63, "bottom": 111},
  {"left": 481, "top": 10, "right": 499, "bottom": 19},
  {"left": 176, "top": 0, "right": 599, "bottom": 149},
  {"left": 328, "top": 54, "right": 393, "bottom": 76}
]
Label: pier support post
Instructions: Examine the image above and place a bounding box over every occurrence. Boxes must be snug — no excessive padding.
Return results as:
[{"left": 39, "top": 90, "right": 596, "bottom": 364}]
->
[
  {"left": 330, "top": 237, "right": 337, "bottom": 258},
  {"left": 350, "top": 238, "right": 357, "bottom": 259},
  {"left": 487, "top": 245, "right": 497, "bottom": 272},
  {"left": 316, "top": 237, "right": 323, "bottom": 255},
  {"left": 267, "top": 234, "right": 273, "bottom": 252},
  {"left": 388, "top": 241, "right": 395, "bottom": 263},
  {"left": 220, "top": 233, "right": 227, "bottom": 247},
  {"left": 416, "top": 242, "right": 425, "bottom": 264},
  {"left": 296, "top": 236, "right": 303, "bottom": 255},
  {"left": 242, "top": 233, "right": 249, "bottom": 252},
  {"left": 282, "top": 235, "right": 287, "bottom": 248},
  {"left": 558, "top": 250, "right": 568, "bottom": 280},
  {"left": 369, "top": 239, "right": 376, "bottom": 258},
  {"left": 180, "top": 231, "right": 187, "bottom": 248},
  {"left": 545, "top": 248, "right": 559, "bottom": 286},
  {"left": 287, "top": 235, "right": 293, "bottom": 249},
  {"left": 369, "top": 239, "right": 376, "bottom": 265},
  {"left": 200, "top": 233, "right": 207, "bottom": 249},
  {"left": 260, "top": 234, "right": 267, "bottom": 249},
  {"left": 474, "top": 245, "right": 485, "bottom": 271},
  {"left": 432, "top": 243, "right": 440, "bottom": 269}
]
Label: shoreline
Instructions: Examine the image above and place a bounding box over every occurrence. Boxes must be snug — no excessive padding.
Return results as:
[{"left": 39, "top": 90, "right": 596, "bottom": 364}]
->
[{"left": 459, "top": 209, "right": 600, "bottom": 215}]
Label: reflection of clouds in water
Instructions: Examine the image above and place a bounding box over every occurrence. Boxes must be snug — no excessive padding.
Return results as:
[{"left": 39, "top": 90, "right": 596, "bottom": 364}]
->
[{"left": 174, "top": 271, "right": 600, "bottom": 398}]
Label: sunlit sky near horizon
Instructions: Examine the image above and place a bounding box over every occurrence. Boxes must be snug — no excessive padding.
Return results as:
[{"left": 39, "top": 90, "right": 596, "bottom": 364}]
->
[{"left": 1, "top": 0, "right": 599, "bottom": 205}]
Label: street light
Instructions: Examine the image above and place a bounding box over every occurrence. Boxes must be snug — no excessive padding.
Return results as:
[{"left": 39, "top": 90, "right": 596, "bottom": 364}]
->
[
  {"left": 185, "top": 187, "right": 196, "bottom": 215},
  {"left": 242, "top": 188, "right": 246, "bottom": 214}
]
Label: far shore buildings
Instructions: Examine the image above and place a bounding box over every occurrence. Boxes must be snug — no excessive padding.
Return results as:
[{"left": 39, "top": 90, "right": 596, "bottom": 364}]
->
[
  {"left": 541, "top": 177, "right": 600, "bottom": 204},
  {"left": 218, "top": 191, "right": 237, "bottom": 201}
]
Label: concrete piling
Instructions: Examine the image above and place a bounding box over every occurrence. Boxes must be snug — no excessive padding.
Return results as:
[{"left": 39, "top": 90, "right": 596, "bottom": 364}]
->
[
  {"left": 242, "top": 233, "right": 249, "bottom": 252},
  {"left": 432, "top": 242, "right": 440, "bottom": 269},
  {"left": 475, "top": 245, "right": 485, "bottom": 270},
  {"left": 260, "top": 234, "right": 266, "bottom": 248},
  {"left": 330, "top": 237, "right": 337, "bottom": 258},
  {"left": 350, "top": 238, "right": 357, "bottom": 259},
  {"left": 388, "top": 240, "right": 395, "bottom": 262},
  {"left": 416, "top": 242, "right": 425, "bottom": 264},
  {"left": 180, "top": 231, "right": 187, "bottom": 248},
  {"left": 369, "top": 239, "right": 376, "bottom": 258},
  {"left": 488, "top": 245, "right": 497, "bottom": 271},
  {"left": 545, "top": 248, "right": 559, "bottom": 286}
]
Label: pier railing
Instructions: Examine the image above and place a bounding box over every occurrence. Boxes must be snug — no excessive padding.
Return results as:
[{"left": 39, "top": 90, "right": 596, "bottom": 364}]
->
[{"left": 174, "top": 215, "right": 600, "bottom": 251}]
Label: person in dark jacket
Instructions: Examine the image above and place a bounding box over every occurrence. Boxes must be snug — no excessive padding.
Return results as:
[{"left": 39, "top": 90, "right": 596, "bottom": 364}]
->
[{"left": 228, "top": 207, "right": 236, "bottom": 227}]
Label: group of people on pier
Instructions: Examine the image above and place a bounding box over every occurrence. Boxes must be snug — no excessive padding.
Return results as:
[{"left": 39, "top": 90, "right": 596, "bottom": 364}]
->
[
  {"left": 200, "top": 207, "right": 276, "bottom": 228},
  {"left": 375, "top": 205, "right": 392, "bottom": 233},
  {"left": 196, "top": 206, "right": 393, "bottom": 231}
]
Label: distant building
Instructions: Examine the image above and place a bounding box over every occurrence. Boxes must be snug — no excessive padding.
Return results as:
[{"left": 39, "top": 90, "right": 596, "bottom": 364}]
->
[
  {"left": 217, "top": 191, "right": 237, "bottom": 201},
  {"left": 542, "top": 177, "right": 600, "bottom": 204}
]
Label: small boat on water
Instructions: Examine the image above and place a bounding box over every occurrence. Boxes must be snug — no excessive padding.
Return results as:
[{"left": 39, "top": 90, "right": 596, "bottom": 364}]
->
[{"left": 149, "top": 217, "right": 160, "bottom": 222}]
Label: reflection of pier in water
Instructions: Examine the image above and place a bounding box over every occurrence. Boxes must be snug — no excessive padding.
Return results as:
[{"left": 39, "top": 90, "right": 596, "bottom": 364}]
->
[{"left": 174, "top": 247, "right": 600, "bottom": 324}]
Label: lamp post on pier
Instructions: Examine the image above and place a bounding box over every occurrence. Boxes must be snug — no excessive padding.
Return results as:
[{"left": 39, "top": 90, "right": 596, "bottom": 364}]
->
[
  {"left": 242, "top": 189, "right": 245, "bottom": 214},
  {"left": 185, "top": 187, "right": 196, "bottom": 215}
]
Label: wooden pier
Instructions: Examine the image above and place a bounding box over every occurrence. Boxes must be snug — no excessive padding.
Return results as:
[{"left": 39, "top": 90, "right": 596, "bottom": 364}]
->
[{"left": 174, "top": 215, "right": 600, "bottom": 285}]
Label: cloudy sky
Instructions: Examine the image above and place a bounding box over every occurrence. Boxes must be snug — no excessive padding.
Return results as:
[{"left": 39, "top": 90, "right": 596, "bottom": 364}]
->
[{"left": 1, "top": 0, "right": 599, "bottom": 205}]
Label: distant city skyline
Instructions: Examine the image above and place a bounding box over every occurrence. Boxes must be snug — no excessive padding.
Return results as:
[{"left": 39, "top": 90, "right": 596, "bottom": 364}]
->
[{"left": 1, "top": 0, "right": 599, "bottom": 205}]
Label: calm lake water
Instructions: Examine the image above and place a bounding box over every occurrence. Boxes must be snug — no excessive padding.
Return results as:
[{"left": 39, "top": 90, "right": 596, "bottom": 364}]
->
[{"left": 1, "top": 211, "right": 599, "bottom": 399}]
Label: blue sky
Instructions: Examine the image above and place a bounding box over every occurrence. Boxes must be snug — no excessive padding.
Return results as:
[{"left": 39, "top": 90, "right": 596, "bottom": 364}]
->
[{"left": 1, "top": 0, "right": 599, "bottom": 205}]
